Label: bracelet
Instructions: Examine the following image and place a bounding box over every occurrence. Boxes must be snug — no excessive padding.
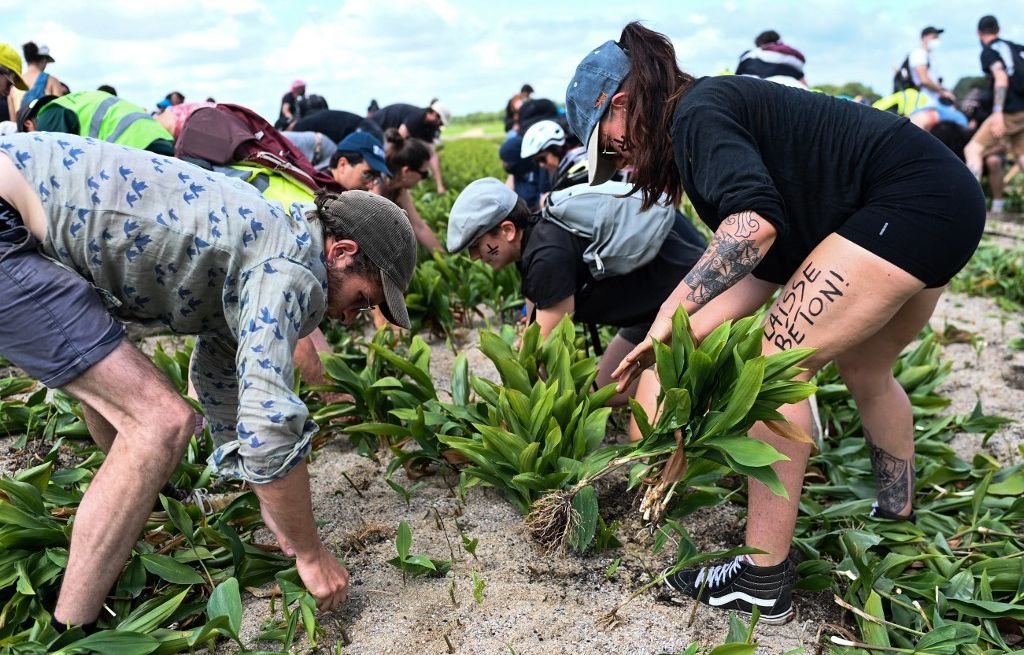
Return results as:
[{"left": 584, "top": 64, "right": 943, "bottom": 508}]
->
[{"left": 993, "top": 106, "right": 1003, "bottom": 113}]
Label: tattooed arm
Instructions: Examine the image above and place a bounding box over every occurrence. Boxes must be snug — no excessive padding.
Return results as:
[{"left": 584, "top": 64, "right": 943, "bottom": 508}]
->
[{"left": 611, "top": 210, "right": 777, "bottom": 389}]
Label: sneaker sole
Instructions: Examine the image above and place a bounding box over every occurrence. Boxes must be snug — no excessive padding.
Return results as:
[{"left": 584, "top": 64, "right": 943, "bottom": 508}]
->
[{"left": 663, "top": 578, "right": 795, "bottom": 625}]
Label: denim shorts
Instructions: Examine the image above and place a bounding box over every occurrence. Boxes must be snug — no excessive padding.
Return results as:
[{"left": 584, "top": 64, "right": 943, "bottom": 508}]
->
[{"left": 0, "top": 227, "right": 124, "bottom": 387}]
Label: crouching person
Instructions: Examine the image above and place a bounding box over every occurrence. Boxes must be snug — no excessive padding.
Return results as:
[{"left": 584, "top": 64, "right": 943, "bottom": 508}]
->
[
  {"left": 0, "top": 132, "right": 417, "bottom": 628},
  {"left": 447, "top": 177, "right": 706, "bottom": 405}
]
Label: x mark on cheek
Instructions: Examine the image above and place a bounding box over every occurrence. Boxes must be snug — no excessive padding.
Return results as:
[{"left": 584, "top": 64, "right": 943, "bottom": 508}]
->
[{"left": 485, "top": 244, "right": 500, "bottom": 261}]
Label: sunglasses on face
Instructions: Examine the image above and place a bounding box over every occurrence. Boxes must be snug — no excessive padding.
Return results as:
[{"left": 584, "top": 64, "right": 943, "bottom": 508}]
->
[
  {"left": 416, "top": 168, "right": 430, "bottom": 179},
  {"left": 360, "top": 169, "right": 382, "bottom": 183}
]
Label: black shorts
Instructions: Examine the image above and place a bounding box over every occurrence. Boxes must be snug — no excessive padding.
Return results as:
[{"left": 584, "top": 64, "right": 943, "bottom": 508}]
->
[{"left": 754, "top": 124, "right": 985, "bottom": 288}]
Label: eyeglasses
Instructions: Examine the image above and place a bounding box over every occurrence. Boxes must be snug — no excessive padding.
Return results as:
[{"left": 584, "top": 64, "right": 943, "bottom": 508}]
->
[
  {"left": 416, "top": 168, "right": 430, "bottom": 179},
  {"left": 355, "top": 292, "right": 376, "bottom": 313},
  {"left": 360, "top": 169, "right": 382, "bottom": 183}
]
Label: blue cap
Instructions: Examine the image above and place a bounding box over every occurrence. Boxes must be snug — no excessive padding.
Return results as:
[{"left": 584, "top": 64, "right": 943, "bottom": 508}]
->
[
  {"left": 336, "top": 131, "right": 392, "bottom": 177},
  {"left": 565, "top": 40, "right": 631, "bottom": 185}
]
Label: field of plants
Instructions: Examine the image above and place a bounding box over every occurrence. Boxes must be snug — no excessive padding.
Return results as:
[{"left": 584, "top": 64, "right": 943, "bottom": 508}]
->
[{"left": 0, "top": 137, "right": 1022, "bottom": 655}]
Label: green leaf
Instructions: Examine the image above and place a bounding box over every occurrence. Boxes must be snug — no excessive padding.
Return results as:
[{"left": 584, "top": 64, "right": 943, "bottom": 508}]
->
[
  {"left": 567, "top": 485, "right": 599, "bottom": 552},
  {"left": 117, "top": 588, "right": 190, "bottom": 633},
  {"left": 701, "top": 356, "right": 765, "bottom": 439},
  {"left": 948, "top": 598, "right": 1024, "bottom": 620},
  {"left": 451, "top": 353, "right": 470, "bottom": 406},
  {"left": 159, "top": 496, "right": 194, "bottom": 545},
  {"left": 705, "top": 436, "right": 789, "bottom": 467},
  {"left": 859, "top": 591, "right": 890, "bottom": 647},
  {"left": 139, "top": 553, "right": 205, "bottom": 585},
  {"left": 707, "top": 644, "right": 757, "bottom": 655},
  {"left": 55, "top": 630, "right": 159, "bottom": 655},
  {"left": 207, "top": 577, "right": 242, "bottom": 638},
  {"left": 396, "top": 520, "right": 412, "bottom": 561}
]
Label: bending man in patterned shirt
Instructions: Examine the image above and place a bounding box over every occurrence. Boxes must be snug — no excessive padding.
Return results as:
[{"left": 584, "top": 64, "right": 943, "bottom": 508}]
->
[{"left": 0, "top": 132, "right": 417, "bottom": 626}]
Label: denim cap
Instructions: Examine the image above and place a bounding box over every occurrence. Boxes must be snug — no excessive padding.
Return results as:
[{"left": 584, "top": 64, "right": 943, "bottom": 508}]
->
[
  {"left": 447, "top": 177, "right": 519, "bottom": 253},
  {"left": 336, "top": 131, "right": 392, "bottom": 176},
  {"left": 565, "top": 40, "right": 631, "bottom": 185}
]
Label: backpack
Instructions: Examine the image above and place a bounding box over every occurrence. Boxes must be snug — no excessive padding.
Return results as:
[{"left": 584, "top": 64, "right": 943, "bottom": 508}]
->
[
  {"left": 1003, "top": 40, "right": 1024, "bottom": 95},
  {"left": 541, "top": 181, "right": 676, "bottom": 280},
  {"left": 893, "top": 55, "right": 919, "bottom": 93},
  {"left": 175, "top": 103, "right": 342, "bottom": 194}
]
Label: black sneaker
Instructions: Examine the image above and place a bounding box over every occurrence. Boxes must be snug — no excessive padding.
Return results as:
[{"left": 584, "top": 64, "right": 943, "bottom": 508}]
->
[
  {"left": 868, "top": 502, "right": 917, "bottom": 522},
  {"left": 664, "top": 554, "right": 796, "bottom": 625}
]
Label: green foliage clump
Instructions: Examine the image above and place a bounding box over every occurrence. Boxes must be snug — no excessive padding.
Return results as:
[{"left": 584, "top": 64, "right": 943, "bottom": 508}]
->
[{"left": 951, "top": 242, "right": 1024, "bottom": 310}]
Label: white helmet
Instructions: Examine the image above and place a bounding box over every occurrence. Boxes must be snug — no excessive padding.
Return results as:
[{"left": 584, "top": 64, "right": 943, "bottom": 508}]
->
[{"left": 520, "top": 120, "right": 566, "bottom": 158}]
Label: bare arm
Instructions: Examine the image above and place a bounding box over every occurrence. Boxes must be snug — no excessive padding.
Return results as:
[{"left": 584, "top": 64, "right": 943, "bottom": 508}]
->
[
  {"left": 913, "top": 66, "right": 945, "bottom": 94},
  {"left": 534, "top": 296, "right": 575, "bottom": 338},
  {"left": 0, "top": 152, "right": 48, "bottom": 239},
  {"left": 250, "top": 461, "right": 349, "bottom": 611},
  {"left": 428, "top": 146, "right": 445, "bottom": 194},
  {"left": 989, "top": 62, "right": 1010, "bottom": 138},
  {"left": 281, "top": 102, "right": 293, "bottom": 119},
  {"left": 396, "top": 188, "right": 444, "bottom": 252},
  {"left": 611, "top": 211, "right": 777, "bottom": 386}
]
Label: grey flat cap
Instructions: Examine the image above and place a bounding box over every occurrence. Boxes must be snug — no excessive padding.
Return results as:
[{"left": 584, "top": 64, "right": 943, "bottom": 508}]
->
[{"left": 446, "top": 177, "right": 519, "bottom": 253}]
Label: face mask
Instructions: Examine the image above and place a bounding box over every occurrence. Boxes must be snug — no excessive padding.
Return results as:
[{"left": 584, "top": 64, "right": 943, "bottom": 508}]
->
[{"left": 927, "top": 39, "right": 941, "bottom": 51}]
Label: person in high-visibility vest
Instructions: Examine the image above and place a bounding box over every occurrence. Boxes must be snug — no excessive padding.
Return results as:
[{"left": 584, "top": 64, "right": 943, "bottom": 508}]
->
[{"left": 16, "top": 90, "right": 174, "bottom": 155}]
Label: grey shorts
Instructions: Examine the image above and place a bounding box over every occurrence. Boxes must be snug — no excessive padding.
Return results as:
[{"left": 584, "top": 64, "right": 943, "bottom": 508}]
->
[{"left": 0, "top": 227, "right": 124, "bottom": 387}]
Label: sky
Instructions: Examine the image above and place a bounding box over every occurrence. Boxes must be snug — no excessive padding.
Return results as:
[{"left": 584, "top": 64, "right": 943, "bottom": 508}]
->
[{"left": 3, "top": 0, "right": 1021, "bottom": 122}]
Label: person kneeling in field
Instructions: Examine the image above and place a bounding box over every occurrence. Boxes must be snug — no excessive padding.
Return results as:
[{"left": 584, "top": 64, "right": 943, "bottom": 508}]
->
[
  {"left": 446, "top": 177, "right": 707, "bottom": 405},
  {"left": 0, "top": 132, "right": 417, "bottom": 628}
]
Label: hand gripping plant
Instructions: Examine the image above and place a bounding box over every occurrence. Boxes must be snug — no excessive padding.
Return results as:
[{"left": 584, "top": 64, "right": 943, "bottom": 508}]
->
[{"left": 527, "top": 308, "right": 819, "bottom": 551}]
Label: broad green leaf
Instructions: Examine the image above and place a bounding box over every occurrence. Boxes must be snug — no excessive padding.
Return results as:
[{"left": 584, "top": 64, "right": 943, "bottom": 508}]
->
[
  {"left": 567, "top": 485, "right": 599, "bottom": 552},
  {"left": 705, "top": 436, "right": 789, "bottom": 467},
  {"left": 859, "top": 591, "right": 890, "bottom": 646},
  {"left": 707, "top": 643, "right": 757, "bottom": 655},
  {"left": 117, "top": 588, "right": 190, "bottom": 633},
  {"left": 207, "top": 577, "right": 242, "bottom": 637},
  {"left": 139, "top": 554, "right": 205, "bottom": 585},
  {"left": 451, "top": 353, "right": 470, "bottom": 406},
  {"left": 55, "top": 630, "right": 159, "bottom": 655}
]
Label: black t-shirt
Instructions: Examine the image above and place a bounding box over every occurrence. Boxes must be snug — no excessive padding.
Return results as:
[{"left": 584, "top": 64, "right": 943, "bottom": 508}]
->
[
  {"left": 517, "top": 214, "right": 706, "bottom": 326},
  {"left": 371, "top": 103, "right": 438, "bottom": 141},
  {"left": 673, "top": 76, "right": 906, "bottom": 283},
  {"left": 292, "top": 110, "right": 382, "bottom": 143},
  {"left": 980, "top": 39, "right": 1024, "bottom": 113}
]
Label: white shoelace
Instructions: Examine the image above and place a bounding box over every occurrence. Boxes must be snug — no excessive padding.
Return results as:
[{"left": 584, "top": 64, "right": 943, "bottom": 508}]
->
[{"left": 695, "top": 555, "right": 751, "bottom": 588}]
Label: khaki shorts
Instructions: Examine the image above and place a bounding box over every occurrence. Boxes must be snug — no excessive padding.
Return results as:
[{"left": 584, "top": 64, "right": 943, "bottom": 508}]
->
[{"left": 969, "top": 110, "right": 1024, "bottom": 157}]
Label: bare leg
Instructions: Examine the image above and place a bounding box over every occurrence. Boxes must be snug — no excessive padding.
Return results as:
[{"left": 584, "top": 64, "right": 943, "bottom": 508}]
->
[
  {"left": 986, "top": 154, "right": 1004, "bottom": 203},
  {"left": 80, "top": 402, "right": 116, "bottom": 453},
  {"left": 834, "top": 287, "right": 943, "bottom": 517},
  {"left": 745, "top": 234, "right": 928, "bottom": 565},
  {"left": 597, "top": 335, "right": 641, "bottom": 407},
  {"left": 54, "top": 340, "right": 194, "bottom": 624}
]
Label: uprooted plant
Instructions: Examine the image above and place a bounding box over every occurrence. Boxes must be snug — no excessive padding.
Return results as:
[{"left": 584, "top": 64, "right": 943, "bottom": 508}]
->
[{"left": 525, "top": 308, "right": 818, "bottom": 552}]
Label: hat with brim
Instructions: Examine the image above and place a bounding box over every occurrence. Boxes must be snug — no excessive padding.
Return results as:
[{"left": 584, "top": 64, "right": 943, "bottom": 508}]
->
[
  {"left": 921, "top": 26, "right": 944, "bottom": 37},
  {"left": 0, "top": 43, "right": 27, "bottom": 90},
  {"left": 336, "top": 131, "right": 391, "bottom": 177},
  {"left": 16, "top": 94, "right": 55, "bottom": 132},
  {"left": 565, "top": 40, "right": 631, "bottom": 186},
  {"left": 379, "top": 270, "right": 410, "bottom": 329},
  {"left": 317, "top": 191, "right": 416, "bottom": 329},
  {"left": 587, "top": 122, "right": 619, "bottom": 185},
  {"left": 36, "top": 44, "right": 55, "bottom": 63},
  {"left": 446, "top": 177, "right": 519, "bottom": 252}
]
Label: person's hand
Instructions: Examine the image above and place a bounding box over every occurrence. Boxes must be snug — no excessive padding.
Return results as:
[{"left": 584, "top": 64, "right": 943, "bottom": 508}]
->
[
  {"left": 940, "top": 89, "right": 956, "bottom": 102},
  {"left": 611, "top": 315, "right": 673, "bottom": 392},
  {"left": 991, "top": 112, "right": 1006, "bottom": 139},
  {"left": 436, "top": 184, "right": 447, "bottom": 195},
  {"left": 611, "top": 341, "right": 656, "bottom": 392},
  {"left": 296, "top": 545, "right": 350, "bottom": 612}
]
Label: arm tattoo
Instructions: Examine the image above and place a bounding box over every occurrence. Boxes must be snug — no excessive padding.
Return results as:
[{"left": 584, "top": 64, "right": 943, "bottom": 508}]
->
[
  {"left": 865, "top": 429, "right": 915, "bottom": 516},
  {"left": 994, "top": 85, "right": 1007, "bottom": 108},
  {"left": 684, "top": 211, "right": 764, "bottom": 305}
]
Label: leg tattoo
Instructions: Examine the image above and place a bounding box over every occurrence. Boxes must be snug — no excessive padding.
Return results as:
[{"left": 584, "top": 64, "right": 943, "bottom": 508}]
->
[{"left": 865, "top": 428, "right": 915, "bottom": 515}]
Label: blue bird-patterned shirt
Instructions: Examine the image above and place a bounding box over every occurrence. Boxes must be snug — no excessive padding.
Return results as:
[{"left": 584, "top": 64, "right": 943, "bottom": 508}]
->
[{"left": 1, "top": 132, "right": 329, "bottom": 484}]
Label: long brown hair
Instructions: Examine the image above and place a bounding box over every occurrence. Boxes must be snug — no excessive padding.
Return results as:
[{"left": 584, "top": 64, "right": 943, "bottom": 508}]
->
[{"left": 617, "top": 22, "right": 694, "bottom": 211}]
